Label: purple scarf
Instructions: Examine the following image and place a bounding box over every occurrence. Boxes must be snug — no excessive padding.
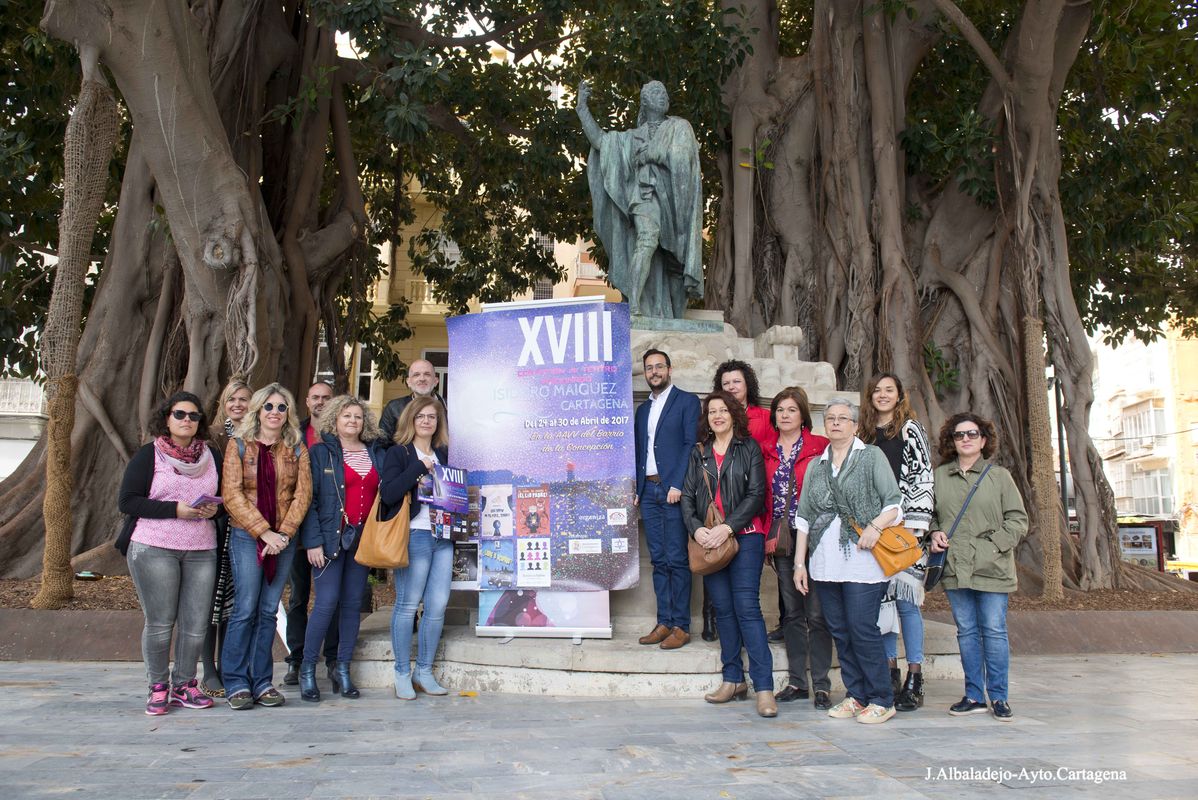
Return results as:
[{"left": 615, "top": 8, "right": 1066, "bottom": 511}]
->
[{"left": 255, "top": 442, "right": 279, "bottom": 582}]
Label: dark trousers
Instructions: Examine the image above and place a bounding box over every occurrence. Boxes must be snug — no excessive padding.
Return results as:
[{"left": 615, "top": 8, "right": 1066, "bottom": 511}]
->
[
  {"left": 703, "top": 533, "right": 773, "bottom": 690},
  {"left": 815, "top": 579, "right": 892, "bottom": 707},
  {"left": 302, "top": 537, "right": 371, "bottom": 664},
  {"left": 285, "top": 554, "right": 338, "bottom": 666},
  {"left": 640, "top": 480, "right": 692, "bottom": 630},
  {"left": 774, "top": 552, "right": 833, "bottom": 692}
]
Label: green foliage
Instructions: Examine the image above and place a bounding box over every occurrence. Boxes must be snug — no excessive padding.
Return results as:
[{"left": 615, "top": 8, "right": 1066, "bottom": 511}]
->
[
  {"left": 923, "top": 341, "right": 960, "bottom": 395},
  {"left": 901, "top": 109, "right": 997, "bottom": 206}
]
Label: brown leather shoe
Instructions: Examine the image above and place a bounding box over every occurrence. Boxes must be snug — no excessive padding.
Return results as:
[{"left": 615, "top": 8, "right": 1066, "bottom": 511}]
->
[
  {"left": 756, "top": 690, "right": 778, "bottom": 718},
  {"left": 638, "top": 624, "right": 671, "bottom": 645},
  {"left": 659, "top": 627, "right": 690, "bottom": 650},
  {"left": 704, "top": 681, "right": 749, "bottom": 703}
]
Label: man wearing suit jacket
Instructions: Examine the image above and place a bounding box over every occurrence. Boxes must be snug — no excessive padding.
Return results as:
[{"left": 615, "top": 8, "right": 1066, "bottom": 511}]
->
[{"left": 635, "top": 349, "right": 701, "bottom": 650}]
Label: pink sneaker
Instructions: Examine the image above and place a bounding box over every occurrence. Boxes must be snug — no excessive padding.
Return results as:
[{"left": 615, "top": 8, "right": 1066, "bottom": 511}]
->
[
  {"left": 146, "top": 682, "right": 170, "bottom": 716},
  {"left": 170, "top": 679, "right": 215, "bottom": 709}
]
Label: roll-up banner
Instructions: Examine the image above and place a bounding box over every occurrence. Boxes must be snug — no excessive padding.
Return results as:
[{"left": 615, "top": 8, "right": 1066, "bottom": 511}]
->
[{"left": 447, "top": 297, "right": 637, "bottom": 639}]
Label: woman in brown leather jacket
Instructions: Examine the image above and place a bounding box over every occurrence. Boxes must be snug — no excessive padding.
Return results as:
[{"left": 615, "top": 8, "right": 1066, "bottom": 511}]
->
[{"left": 220, "top": 382, "right": 312, "bottom": 710}]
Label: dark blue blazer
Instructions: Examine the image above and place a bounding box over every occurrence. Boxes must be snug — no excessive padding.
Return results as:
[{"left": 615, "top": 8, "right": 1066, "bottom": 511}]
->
[
  {"left": 379, "top": 441, "right": 450, "bottom": 522},
  {"left": 301, "top": 434, "right": 387, "bottom": 554},
  {"left": 634, "top": 385, "right": 701, "bottom": 498}
]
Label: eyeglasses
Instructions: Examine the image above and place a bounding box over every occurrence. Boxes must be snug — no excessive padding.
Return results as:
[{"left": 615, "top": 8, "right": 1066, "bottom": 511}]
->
[
  {"left": 824, "top": 415, "right": 854, "bottom": 425},
  {"left": 263, "top": 402, "right": 288, "bottom": 413},
  {"left": 414, "top": 413, "right": 439, "bottom": 422},
  {"left": 952, "top": 429, "right": 982, "bottom": 440},
  {"left": 171, "top": 410, "right": 202, "bottom": 422}
]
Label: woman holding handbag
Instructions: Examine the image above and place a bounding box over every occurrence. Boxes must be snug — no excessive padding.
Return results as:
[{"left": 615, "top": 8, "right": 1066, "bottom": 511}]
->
[
  {"left": 792, "top": 398, "right": 902, "bottom": 724},
  {"left": 859, "top": 373, "right": 935, "bottom": 711},
  {"left": 381, "top": 395, "right": 452, "bottom": 700},
  {"left": 298, "top": 395, "right": 387, "bottom": 702},
  {"left": 927, "top": 413, "right": 1027, "bottom": 721},
  {"left": 762, "top": 387, "right": 832, "bottom": 709},
  {"left": 680, "top": 391, "right": 772, "bottom": 717}
]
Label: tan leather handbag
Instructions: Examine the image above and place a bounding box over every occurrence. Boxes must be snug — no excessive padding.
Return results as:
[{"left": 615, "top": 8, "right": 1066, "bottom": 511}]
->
[
  {"left": 355, "top": 493, "right": 410, "bottom": 569},
  {"left": 856, "top": 522, "right": 922, "bottom": 576},
  {"left": 688, "top": 462, "right": 739, "bottom": 575}
]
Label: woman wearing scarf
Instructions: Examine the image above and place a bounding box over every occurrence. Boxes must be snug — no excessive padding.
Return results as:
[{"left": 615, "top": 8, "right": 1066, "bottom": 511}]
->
[
  {"left": 792, "top": 398, "right": 903, "bottom": 724},
  {"left": 221, "top": 383, "right": 312, "bottom": 710},
  {"left": 118, "top": 391, "right": 222, "bottom": 716},
  {"left": 198, "top": 378, "right": 252, "bottom": 697}
]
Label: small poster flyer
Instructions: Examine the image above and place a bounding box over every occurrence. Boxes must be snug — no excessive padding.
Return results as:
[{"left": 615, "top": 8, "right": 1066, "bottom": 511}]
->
[
  {"left": 516, "top": 485, "right": 551, "bottom": 536},
  {"left": 479, "top": 483, "right": 514, "bottom": 537},
  {"left": 517, "top": 538, "right": 552, "bottom": 587},
  {"left": 418, "top": 464, "right": 469, "bottom": 514},
  {"left": 451, "top": 542, "right": 479, "bottom": 589},
  {"left": 479, "top": 538, "right": 516, "bottom": 590}
]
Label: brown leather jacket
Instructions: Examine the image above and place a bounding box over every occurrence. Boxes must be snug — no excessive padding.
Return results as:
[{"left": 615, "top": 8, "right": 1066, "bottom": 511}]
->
[{"left": 221, "top": 438, "right": 313, "bottom": 539}]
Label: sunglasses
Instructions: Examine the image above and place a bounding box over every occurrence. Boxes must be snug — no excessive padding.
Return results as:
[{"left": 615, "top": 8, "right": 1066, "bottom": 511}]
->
[
  {"left": 263, "top": 402, "right": 288, "bottom": 413},
  {"left": 170, "top": 410, "right": 202, "bottom": 422},
  {"left": 952, "top": 429, "right": 982, "bottom": 440}
]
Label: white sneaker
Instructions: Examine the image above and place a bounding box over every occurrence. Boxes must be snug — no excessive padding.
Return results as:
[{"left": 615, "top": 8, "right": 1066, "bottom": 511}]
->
[
  {"left": 828, "top": 697, "right": 865, "bottom": 718},
  {"left": 857, "top": 703, "right": 896, "bottom": 724}
]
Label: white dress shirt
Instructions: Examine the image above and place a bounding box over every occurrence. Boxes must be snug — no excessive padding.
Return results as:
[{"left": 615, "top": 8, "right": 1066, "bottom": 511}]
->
[{"left": 644, "top": 384, "right": 673, "bottom": 483}]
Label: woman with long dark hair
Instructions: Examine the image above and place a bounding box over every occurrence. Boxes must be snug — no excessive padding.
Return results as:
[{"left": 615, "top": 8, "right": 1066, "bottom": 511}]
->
[
  {"left": 681, "top": 391, "right": 772, "bottom": 717},
  {"left": 859, "top": 373, "right": 935, "bottom": 711},
  {"left": 118, "top": 391, "right": 221, "bottom": 715}
]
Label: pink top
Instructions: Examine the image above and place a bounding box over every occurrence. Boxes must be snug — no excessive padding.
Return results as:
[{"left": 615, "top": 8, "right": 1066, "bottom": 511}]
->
[{"left": 131, "top": 446, "right": 219, "bottom": 551}]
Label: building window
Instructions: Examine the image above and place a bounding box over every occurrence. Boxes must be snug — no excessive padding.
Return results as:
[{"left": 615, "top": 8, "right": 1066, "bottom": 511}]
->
[
  {"left": 534, "top": 232, "right": 554, "bottom": 254},
  {"left": 425, "top": 349, "right": 449, "bottom": 400},
  {"left": 314, "top": 325, "right": 335, "bottom": 386},
  {"left": 532, "top": 277, "right": 554, "bottom": 300},
  {"left": 355, "top": 348, "right": 373, "bottom": 401},
  {"left": 1130, "top": 467, "right": 1173, "bottom": 517}
]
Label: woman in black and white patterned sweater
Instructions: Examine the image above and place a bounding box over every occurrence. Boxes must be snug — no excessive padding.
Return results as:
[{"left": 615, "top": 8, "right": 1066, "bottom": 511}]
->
[{"left": 859, "top": 373, "right": 935, "bottom": 712}]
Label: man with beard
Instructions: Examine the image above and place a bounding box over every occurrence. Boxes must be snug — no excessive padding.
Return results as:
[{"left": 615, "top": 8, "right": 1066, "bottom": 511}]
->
[
  {"left": 634, "top": 349, "right": 700, "bottom": 650},
  {"left": 379, "top": 359, "right": 446, "bottom": 444}
]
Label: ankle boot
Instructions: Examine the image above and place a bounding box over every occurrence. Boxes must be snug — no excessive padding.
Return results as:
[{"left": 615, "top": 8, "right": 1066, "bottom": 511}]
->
[
  {"left": 299, "top": 663, "right": 320, "bottom": 702},
  {"left": 394, "top": 670, "right": 415, "bottom": 700},
  {"left": 334, "top": 662, "right": 360, "bottom": 699},
  {"left": 413, "top": 667, "right": 449, "bottom": 696},
  {"left": 756, "top": 690, "right": 778, "bottom": 718},
  {"left": 890, "top": 666, "right": 902, "bottom": 696},
  {"left": 701, "top": 595, "right": 718, "bottom": 642},
  {"left": 704, "top": 681, "right": 748, "bottom": 703},
  {"left": 895, "top": 670, "right": 924, "bottom": 712}
]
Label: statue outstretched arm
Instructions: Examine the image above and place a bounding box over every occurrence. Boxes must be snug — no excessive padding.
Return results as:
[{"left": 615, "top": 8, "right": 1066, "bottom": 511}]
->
[{"left": 576, "top": 80, "right": 605, "bottom": 150}]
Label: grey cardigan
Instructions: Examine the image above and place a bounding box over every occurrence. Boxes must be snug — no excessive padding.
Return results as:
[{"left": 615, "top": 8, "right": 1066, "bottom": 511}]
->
[{"left": 793, "top": 439, "right": 902, "bottom": 556}]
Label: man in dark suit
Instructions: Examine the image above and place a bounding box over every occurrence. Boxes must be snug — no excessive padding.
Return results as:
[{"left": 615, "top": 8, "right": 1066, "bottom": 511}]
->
[
  {"left": 635, "top": 348, "right": 701, "bottom": 650},
  {"left": 378, "top": 359, "right": 446, "bottom": 443}
]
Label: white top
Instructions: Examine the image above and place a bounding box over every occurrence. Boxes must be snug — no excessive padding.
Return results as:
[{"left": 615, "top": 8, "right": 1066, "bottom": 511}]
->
[
  {"left": 410, "top": 446, "right": 440, "bottom": 531},
  {"left": 644, "top": 384, "right": 673, "bottom": 483},
  {"left": 799, "top": 438, "right": 902, "bottom": 584}
]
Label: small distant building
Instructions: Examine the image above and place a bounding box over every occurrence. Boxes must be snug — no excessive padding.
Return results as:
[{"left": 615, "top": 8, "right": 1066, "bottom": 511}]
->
[{"left": 0, "top": 378, "right": 46, "bottom": 479}]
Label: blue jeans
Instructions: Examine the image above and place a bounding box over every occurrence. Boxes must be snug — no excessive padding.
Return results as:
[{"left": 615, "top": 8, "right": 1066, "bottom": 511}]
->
[
  {"left": 703, "top": 533, "right": 773, "bottom": 691},
  {"left": 222, "top": 527, "right": 296, "bottom": 697},
  {"left": 947, "top": 588, "right": 1010, "bottom": 702},
  {"left": 391, "top": 530, "right": 452, "bottom": 675},
  {"left": 302, "top": 531, "right": 371, "bottom": 665},
  {"left": 882, "top": 598, "right": 925, "bottom": 664},
  {"left": 640, "top": 480, "right": 691, "bottom": 630},
  {"left": 815, "top": 579, "right": 892, "bottom": 707}
]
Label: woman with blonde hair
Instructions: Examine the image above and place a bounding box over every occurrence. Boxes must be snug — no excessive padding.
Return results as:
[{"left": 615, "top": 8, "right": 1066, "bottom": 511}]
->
[
  {"left": 199, "top": 378, "right": 252, "bottom": 697},
  {"left": 381, "top": 395, "right": 452, "bottom": 700},
  {"left": 298, "top": 395, "right": 387, "bottom": 702},
  {"left": 221, "top": 383, "right": 312, "bottom": 710}
]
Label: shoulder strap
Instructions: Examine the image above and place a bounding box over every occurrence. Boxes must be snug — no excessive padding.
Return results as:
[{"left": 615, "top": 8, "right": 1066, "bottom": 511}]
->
[{"left": 944, "top": 463, "right": 994, "bottom": 540}]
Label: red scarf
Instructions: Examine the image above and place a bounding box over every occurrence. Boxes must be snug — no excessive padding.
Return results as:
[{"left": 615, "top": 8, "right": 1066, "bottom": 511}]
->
[{"left": 155, "top": 435, "right": 204, "bottom": 463}]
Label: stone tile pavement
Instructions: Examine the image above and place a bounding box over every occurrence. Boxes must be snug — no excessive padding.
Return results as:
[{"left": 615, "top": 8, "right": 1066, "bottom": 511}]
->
[{"left": 0, "top": 654, "right": 1195, "bottom": 799}]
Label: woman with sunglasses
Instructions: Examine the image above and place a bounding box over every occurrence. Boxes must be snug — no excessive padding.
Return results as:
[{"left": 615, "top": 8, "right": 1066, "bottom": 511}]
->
[
  {"left": 221, "top": 383, "right": 312, "bottom": 710},
  {"left": 297, "top": 395, "right": 387, "bottom": 702},
  {"left": 118, "top": 391, "right": 222, "bottom": 715},
  {"left": 381, "top": 395, "right": 451, "bottom": 700},
  {"left": 199, "top": 378, "right": 253, "bottom": 698},
  {"left": 928, "top": 413, "right": 1027, "bottom": 721}
]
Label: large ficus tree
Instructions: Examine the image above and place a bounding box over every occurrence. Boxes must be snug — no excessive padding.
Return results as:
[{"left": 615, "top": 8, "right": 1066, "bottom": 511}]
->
[{"left": 0, "top": 0, "right": 1195, "bottom": 599}]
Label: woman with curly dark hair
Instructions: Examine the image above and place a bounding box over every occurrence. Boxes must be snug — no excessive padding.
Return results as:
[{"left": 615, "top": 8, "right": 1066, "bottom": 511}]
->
[
  {"left": 118, "top": 391, "right": 222, "bottom": 715},
  {"left": 927, "top": 412, "right": 1027, "bottom": 721},
  {"left": 681, "top": 391, "right": 772, "bottom": 717}
]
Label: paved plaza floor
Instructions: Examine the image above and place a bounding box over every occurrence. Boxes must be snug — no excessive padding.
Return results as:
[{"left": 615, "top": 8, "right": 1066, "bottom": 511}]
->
[{"left": 0, "top": 654, "right": 1195, "bottom": 799}]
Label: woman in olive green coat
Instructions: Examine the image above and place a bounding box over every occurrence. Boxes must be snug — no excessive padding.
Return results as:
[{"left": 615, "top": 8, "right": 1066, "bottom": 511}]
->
[{"left": 928, "top": 412, "right": 1027, "bottom": 722}]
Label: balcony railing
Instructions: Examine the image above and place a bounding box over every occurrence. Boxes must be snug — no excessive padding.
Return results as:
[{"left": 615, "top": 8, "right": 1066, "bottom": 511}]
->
[
  {"left": 0, "top": 379, "right": 47, "bottom": 416},
  {"left": 406, "top": 279, "right": 450, "bottom": 312},
  {"left": 576, "top": 256, "right": 606, "bottom": 281}
]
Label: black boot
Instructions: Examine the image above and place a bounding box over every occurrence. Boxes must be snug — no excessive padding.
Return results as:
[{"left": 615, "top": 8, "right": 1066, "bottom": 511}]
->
[
  {"left": 890, "top": 666, "right": 902, "bottom": 696},
  {"left": 335, "top": 662, "right": 360, "bottom": 699},
  {"left": 299, "top": 663, "right": 320, "bottom": 702},
  {"left": 895, "top": 670, "right": 924, "bottom": 712},
  {"left": 701, "top": 595, "right": 718, "bottom": 642},
  {"left": 283, "top": 662, "right": 300, "bottom": 686},
  {"left": 327, "top": 662, "right": 339, "bottom": 692}
]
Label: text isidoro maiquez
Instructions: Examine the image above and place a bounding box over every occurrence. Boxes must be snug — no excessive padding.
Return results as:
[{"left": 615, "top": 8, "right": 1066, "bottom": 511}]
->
[{"left": 925, "top": 766, "right": 1127, "bottom": 785}]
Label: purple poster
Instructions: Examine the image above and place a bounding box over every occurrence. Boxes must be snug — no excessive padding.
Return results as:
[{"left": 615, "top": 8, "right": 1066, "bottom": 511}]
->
[{"left": 447, "top": 299, "right": 638, "bottom": 592}]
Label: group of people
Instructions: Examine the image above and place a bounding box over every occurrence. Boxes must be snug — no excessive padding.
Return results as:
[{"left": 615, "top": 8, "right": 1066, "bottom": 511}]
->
[
  {"left": 634, "top": 351, "right": 1028, "bottom": 723},
  {"left": 117, "top": 362, "right": 455, "bottom": 715}
]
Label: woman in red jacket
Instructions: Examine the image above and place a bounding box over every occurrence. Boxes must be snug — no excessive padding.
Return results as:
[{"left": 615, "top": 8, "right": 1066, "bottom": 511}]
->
[{"left": 762, "top": 387, "right": 833, "bottom": 710}]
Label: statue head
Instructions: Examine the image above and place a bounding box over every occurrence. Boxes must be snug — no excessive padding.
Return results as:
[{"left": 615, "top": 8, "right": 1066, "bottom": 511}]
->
[{"left": 637, "top": 81, "right": 669, "bottom": 125}]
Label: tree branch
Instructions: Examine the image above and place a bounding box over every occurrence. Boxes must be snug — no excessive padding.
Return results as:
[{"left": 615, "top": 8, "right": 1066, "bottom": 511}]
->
[
  {"left": 382, "top": 12, "right": 541, "bottom": 50},
  {"left": 928, "top": 0, "right": 1013, "bottom": 95}
]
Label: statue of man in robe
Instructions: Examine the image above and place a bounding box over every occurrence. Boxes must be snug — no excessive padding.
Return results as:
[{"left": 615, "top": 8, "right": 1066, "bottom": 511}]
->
[{"left": 577, "top": 80, "right": 704, "bottom": 319}]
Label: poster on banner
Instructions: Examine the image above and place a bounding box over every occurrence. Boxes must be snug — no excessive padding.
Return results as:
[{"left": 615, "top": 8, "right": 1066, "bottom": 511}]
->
[
  {"left": 447, "top": 299, "right": 638, "bottom": 594},
  {"left": 478, "top": 589, "right": 610, "bottom": 636},
  {"left": 451, "top": 543, "right": 479, "bottom": 590},
  {"left": 419, "top": 464, "right": 469, "bottom": 514}
]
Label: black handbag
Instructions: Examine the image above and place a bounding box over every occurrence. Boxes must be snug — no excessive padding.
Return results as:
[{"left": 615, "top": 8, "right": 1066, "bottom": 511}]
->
[{"left": 924, "top": 463, "right": 993, "bottom": 590}]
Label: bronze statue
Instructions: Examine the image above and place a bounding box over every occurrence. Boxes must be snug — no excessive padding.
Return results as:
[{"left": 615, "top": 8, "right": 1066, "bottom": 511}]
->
[{"left": 577, "top": 80, "right": 703, "bottom": 319}]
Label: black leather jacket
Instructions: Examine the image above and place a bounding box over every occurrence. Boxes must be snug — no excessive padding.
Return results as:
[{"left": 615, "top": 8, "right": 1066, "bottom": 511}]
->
[{"left": 681, "top": 437, "right": 765, "bottom": 538}]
